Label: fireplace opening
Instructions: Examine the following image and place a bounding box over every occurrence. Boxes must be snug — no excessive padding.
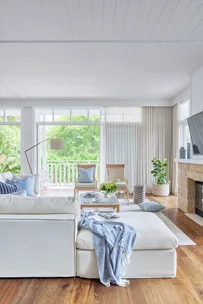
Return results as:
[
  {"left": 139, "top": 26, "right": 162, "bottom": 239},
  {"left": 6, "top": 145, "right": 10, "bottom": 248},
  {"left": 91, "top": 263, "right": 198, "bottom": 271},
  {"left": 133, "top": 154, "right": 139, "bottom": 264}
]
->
[{"left": 196, "top": 181, "right": 203, "bottom": 218}]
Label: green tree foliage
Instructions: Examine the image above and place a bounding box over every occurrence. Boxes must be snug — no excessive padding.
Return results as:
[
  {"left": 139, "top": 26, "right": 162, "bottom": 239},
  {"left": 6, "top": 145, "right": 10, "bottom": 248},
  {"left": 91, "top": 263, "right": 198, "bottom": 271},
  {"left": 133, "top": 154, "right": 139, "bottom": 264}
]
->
[
  {"left": 46, "top": 115, "right": 100, "bottom": 161},
  {"left": 0, "top": 125, "right": 21, "bottom": 173},
  {"left": 0, "top": 114, "right": 100, "bottom": 175}
]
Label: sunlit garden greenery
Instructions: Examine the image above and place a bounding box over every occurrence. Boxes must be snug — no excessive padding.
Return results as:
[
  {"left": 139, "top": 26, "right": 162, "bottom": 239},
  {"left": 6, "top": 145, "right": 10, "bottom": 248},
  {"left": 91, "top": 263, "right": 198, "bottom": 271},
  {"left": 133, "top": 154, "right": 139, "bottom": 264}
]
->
[
  {"left": 0, "top": 125, "right": 21, "bottom": 173},
  {"left": 0, "top": 114, "right": 100, "bottom": 174},
  {"left": 46, "top": 115, "right": 100, "bottom": 162}
]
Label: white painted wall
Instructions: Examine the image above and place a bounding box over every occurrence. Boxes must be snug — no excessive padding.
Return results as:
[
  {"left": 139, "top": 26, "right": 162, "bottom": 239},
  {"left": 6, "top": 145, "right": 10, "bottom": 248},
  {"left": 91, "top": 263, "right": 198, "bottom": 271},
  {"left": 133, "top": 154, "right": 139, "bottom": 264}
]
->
[
  {"left": 191, "top": 66, "right": 203, "bottom": 115},
  {"left": 171, "top": 87, "right": 190, "bottom": 106}
]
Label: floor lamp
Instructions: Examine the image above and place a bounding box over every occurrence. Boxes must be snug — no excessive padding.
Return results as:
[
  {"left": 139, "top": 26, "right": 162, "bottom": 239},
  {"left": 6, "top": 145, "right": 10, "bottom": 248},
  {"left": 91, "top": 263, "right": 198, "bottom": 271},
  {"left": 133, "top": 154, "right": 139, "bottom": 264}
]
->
[{"left": 25, "top": 138, "right": 64, "bottom": 174}]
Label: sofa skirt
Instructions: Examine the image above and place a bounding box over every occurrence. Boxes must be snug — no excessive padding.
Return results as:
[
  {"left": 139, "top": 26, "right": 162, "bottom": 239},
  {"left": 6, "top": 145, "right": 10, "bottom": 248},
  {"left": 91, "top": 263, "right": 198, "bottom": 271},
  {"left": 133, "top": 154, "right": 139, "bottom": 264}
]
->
[{"left": 76, "top": 249, "right": 177, "bottom": 279}]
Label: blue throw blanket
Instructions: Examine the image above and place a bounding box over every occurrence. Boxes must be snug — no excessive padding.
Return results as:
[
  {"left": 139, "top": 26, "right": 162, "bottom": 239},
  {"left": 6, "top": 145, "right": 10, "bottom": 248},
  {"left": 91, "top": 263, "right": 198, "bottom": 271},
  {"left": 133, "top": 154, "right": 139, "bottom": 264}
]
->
[{"left": 78, "top": 212, "right": 136, "bottom": 287}]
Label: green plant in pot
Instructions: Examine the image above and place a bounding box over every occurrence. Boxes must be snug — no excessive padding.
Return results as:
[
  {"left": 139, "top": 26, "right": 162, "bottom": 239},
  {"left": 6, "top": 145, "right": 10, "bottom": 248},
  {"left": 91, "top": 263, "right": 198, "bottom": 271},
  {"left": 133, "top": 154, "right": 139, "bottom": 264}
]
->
[
  {"left": 151, "top": 158, "right": 170, "bottom": 196},
  {"left": 100, "top": 181, "right": 118, "bottom": 197}
]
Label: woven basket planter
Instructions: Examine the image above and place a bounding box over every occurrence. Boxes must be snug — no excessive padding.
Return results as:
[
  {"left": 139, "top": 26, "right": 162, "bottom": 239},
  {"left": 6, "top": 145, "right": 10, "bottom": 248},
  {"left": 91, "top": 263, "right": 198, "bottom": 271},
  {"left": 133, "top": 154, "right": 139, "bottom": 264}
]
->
[{"left": 152, "top": 183, "right": 170, "bottom": 197}]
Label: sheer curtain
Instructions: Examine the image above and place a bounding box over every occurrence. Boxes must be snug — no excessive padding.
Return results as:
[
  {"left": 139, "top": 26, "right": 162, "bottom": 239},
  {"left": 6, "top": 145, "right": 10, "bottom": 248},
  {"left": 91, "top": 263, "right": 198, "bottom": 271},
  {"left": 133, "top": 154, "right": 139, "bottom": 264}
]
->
[
  {"left": 172, "top": 103, "right": 181, "bottom": 194},
  {"left": 100, "top": 107, "right": 172, "bottom": 193}
]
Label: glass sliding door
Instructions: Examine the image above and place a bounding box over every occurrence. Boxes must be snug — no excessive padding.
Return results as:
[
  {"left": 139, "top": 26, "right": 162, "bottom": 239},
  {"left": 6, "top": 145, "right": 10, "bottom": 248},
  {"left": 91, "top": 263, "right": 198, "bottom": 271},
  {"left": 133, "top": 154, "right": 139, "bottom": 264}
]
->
[{"left": 37, "top": 123, "right": 100, "bottom": 187}]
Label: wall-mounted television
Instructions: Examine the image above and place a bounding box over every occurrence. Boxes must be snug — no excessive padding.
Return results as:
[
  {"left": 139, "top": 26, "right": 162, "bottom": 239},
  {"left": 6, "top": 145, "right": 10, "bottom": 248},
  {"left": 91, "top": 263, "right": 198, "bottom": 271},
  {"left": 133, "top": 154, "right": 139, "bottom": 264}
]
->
[{"left": 187, "top": 111, "right": 203, "bottom": 155}]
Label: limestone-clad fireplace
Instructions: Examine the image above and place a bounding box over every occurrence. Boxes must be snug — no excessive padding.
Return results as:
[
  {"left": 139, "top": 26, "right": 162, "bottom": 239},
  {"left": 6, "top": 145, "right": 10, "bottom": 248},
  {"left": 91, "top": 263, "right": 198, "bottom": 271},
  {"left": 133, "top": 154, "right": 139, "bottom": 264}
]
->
[{"left": 178, "top": 160, "right": 203, "bottom": 213}]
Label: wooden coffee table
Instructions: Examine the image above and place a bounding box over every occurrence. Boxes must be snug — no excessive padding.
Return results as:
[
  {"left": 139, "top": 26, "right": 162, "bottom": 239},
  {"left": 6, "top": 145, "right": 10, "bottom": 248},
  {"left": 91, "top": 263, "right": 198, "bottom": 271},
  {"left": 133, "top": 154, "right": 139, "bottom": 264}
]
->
[{"left": 80, "top": 192, "right": 120, "bottom": 213}]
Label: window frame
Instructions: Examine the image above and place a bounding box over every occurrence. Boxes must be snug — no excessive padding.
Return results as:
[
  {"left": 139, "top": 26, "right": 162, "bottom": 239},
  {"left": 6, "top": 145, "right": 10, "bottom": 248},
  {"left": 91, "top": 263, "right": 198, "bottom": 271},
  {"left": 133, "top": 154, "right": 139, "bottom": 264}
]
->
[{"left": 35, "top": 107, "right": 101, "bottom": 125}]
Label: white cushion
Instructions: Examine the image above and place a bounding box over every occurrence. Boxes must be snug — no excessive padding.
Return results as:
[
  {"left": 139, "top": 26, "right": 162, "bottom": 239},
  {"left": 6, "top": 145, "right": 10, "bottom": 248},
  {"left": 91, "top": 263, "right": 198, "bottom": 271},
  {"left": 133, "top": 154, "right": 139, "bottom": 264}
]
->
[
  {"left": 75, "top": 183, "right": 97, "bottom": 188},
  {"left": 0, "top": 195, "right": 81, "bottom": 219},
  {"left": 76, "top": 212, "right": 178, "bottom": 250},
  {"left": 116, "top": 182, "right": 127, "bottom": 188},
  {"left": 0, "top": 172, "right": 13, "bottom": 182}
]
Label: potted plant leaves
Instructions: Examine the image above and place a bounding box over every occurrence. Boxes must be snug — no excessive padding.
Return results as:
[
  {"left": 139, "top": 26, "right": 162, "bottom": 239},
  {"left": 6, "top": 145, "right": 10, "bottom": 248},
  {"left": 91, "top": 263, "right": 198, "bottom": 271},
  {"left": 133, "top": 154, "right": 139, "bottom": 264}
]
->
[{"left": 151, "top": 158, "right": 170, "bottom": 196}]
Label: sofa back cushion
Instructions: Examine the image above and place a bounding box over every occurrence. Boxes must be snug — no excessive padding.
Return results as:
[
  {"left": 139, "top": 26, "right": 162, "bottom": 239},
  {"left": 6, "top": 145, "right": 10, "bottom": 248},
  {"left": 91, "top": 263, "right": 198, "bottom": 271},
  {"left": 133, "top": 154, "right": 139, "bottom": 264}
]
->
[
  {"left": 0, "top": 181, "right": 20, "bottom": 194},
  {"left": 0, "top": 196, "right": 81, "bottom": 220},
  {"left": 16, "top": 174, "right": 40, "bottom": 195},
  {"left": 12, "top": 175, "right": 36, "bottom": 196}
]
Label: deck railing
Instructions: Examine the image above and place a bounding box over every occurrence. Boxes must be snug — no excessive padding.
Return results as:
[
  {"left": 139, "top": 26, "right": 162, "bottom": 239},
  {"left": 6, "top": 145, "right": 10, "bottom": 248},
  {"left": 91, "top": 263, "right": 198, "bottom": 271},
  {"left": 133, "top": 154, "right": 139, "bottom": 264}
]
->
[{"left": 45, "top": 160, "right": 100, "bottom": 187}]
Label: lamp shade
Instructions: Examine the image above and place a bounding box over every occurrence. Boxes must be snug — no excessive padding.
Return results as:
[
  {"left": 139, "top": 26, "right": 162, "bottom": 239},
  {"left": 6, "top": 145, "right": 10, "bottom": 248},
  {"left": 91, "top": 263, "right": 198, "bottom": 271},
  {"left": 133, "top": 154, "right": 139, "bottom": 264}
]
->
[{"left": 50, "top": 139, "right": 64, "bottom": 150}]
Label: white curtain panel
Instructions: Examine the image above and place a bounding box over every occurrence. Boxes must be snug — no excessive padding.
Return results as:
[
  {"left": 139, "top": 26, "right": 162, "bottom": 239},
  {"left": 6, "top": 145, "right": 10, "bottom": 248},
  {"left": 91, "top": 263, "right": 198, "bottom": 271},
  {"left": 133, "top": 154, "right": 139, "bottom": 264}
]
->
[
  {"left": 172, "top": 103, "right": 181, "bottom": 194},
  {"left": 100, "top": 107, "right": 172, "bottom": 193}
]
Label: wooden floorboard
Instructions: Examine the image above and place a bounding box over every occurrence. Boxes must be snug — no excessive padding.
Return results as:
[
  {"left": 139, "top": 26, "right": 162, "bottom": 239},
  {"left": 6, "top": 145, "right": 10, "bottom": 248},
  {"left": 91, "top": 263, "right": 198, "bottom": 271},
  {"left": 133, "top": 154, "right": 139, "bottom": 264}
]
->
[{"left": 0, "top": 195, "right": 203, "bottom": 304}]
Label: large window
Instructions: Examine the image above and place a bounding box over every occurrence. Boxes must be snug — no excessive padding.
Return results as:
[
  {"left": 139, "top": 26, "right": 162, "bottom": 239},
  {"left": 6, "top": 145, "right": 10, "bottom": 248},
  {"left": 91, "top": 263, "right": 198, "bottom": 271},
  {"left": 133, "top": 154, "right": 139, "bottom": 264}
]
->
[
  {"left": 35, "top": 108, "right": 100, "bottom": 186},
  {"left": 0, "top": 109, "right": 21, "bottom": 173}
]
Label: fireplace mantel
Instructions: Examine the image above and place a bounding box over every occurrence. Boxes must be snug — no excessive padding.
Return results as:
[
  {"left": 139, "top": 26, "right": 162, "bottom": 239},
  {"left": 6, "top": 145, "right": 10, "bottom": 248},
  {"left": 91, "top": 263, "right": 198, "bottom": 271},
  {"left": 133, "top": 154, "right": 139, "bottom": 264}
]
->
[
  {"left": 175, "top": 159, "right": 203, "bottom": 165},
  {"left": 178, "top": 162, "right": 203, "bottom": 213}
]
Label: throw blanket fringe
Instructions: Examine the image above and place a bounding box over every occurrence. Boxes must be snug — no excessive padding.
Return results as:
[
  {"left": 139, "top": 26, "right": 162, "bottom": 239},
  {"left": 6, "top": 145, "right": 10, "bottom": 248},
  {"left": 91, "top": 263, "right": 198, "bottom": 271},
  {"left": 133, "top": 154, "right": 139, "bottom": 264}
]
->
[{"left": 79, "top": 211, "right": 136, "bottom": 287}]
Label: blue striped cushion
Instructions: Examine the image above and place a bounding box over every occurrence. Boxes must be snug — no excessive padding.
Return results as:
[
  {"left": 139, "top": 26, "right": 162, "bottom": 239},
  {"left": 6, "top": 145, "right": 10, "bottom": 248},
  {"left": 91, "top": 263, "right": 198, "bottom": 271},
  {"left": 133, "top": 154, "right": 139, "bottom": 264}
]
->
[{"left": 0, "top": 182, "right": 19, "bottom": 194}]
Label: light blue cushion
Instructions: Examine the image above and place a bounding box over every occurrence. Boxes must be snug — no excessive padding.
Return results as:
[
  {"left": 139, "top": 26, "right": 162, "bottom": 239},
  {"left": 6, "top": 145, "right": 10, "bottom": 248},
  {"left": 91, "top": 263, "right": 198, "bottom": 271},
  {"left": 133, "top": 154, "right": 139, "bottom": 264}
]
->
[
  {"left": 78, "top": 167, "right": 94, "bottom": 183},
  {"left": 11, "top": 190, "right": 27, "bottom": 196},
  {"left": 9, "top": 176, "right": 36, "bottom": 196},
  {"left": 138, "top": 201, "right": 165, "bottom": 212}
]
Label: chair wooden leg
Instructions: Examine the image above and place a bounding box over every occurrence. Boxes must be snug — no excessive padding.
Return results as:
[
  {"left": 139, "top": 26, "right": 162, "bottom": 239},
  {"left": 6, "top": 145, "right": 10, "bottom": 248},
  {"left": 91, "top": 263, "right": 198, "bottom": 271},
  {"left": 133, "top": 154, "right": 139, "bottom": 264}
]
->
[{"left": 126, "top": 189, "right": 130, "bottom": 204}]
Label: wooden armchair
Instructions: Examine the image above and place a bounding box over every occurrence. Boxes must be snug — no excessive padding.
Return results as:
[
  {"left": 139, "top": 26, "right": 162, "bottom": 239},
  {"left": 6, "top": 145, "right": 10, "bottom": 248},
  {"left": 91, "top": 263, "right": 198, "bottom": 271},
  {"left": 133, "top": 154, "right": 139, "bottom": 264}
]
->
[
  {"left": 74, "top": 164, "right": 98, "bottom": 196},
  {"left": 106, "top": 164, "right": 129, "bottom": 200}
]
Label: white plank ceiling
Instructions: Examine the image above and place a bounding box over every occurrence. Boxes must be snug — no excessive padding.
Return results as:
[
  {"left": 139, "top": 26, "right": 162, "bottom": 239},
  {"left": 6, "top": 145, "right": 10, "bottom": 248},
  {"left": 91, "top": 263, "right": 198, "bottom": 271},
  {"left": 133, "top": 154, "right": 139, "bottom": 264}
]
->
[
  {"left": 0, "top": 0, "right": 203, "bottom": 100},
  {"left": 1, "top": 43, "right": 203, "bottom": 99},
  {"left": 1, "top": 0, "right": 203, "bottom": 42}
]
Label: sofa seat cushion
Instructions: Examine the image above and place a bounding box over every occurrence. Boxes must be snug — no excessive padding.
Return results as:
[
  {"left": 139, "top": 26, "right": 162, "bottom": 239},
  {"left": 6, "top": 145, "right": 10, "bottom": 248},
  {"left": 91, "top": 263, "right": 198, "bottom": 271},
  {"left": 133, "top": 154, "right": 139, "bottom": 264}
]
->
[
  {"left": 76, "top": 212, "right": 178, "bottom": 251},
  {"left": 116, "top": 182, "right": 128, "bottom": 188},
  {"left": 75, "top": 183, "right": 97, "bottom": 188}
]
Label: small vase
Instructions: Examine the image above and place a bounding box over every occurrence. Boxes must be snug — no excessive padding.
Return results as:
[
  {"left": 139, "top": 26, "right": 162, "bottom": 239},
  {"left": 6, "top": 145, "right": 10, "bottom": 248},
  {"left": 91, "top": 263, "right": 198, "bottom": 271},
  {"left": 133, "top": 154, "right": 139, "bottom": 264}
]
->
[{"left": 107, "top": 192, "right": 117, "bottom": 203}]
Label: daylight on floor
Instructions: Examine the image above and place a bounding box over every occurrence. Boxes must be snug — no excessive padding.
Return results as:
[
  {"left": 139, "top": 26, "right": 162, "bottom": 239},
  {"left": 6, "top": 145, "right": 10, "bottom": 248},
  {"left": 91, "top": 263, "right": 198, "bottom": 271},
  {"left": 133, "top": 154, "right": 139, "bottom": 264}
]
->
[{"left": 0, "top": 1, "right": 203, "bottom": 303}]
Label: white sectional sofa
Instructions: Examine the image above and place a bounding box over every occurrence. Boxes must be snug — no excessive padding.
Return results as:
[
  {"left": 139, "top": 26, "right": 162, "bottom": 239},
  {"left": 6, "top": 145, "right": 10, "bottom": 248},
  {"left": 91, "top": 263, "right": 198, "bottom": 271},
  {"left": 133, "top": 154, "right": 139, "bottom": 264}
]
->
[{"left": 0, "top": 195, "right": 178, "bottom": 279}]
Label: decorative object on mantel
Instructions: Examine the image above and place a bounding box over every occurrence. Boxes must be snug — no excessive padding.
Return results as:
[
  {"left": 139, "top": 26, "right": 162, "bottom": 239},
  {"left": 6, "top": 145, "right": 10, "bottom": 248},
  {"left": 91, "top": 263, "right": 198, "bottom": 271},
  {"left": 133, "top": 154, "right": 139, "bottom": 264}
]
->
[
  {"left": 179, "top": 147, "right": 186, "bottom": 159},
  {"left": 151, "top": 158, "right": 170, "bottom": 197},
  {"left": 133, "top": 184, "right": 146, "bottom": 203}
]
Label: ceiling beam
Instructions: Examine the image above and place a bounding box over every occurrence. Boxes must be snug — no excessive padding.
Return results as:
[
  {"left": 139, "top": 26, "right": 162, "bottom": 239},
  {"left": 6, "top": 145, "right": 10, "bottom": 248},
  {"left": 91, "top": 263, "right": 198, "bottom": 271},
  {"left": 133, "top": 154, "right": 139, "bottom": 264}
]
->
[{"left": 0, "top": 40, "right": 203, "bottom": 44}]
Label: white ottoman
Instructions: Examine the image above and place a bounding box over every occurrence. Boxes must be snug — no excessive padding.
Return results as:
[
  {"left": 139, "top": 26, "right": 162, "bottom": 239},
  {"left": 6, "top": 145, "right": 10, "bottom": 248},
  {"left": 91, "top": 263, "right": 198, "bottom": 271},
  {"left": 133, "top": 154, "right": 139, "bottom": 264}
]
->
[{"left": 76, "top": 212, "right": 178, "bottom": 278}]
